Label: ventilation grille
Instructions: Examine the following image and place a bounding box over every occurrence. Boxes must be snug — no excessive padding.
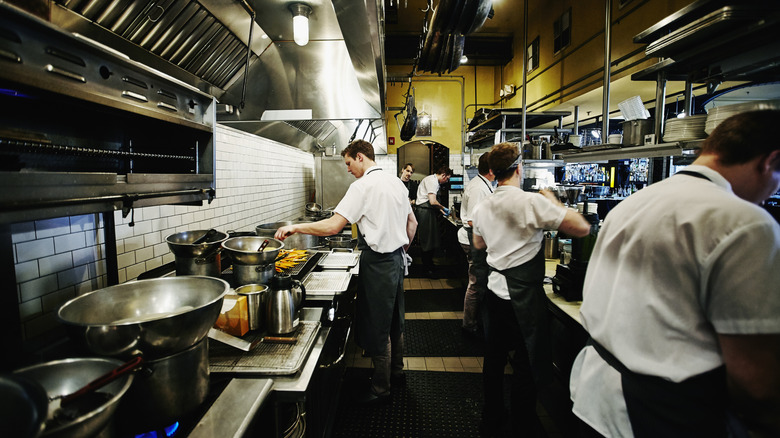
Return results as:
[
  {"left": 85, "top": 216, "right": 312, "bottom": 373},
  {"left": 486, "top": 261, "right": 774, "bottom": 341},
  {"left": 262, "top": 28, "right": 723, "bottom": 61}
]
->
[
  {"left": 58, "top": 0, "right": 248, "bottom": 89},
  {"left": 284, "top": 120, "right": 338, "bottom": 141}
]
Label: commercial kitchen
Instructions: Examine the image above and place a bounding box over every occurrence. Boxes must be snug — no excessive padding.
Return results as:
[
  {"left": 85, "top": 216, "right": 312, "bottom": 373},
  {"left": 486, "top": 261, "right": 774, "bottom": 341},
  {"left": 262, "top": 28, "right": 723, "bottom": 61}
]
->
[{"left": 1, "top": 0, "right": 779, "bottom": 437}]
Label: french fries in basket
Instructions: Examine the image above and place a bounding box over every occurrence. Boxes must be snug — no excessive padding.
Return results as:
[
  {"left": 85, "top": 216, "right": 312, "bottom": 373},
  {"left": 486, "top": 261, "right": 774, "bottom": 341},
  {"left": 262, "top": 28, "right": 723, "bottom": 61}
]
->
[{"left": 275, "top": 249, "right": 308, "bottom": 272}]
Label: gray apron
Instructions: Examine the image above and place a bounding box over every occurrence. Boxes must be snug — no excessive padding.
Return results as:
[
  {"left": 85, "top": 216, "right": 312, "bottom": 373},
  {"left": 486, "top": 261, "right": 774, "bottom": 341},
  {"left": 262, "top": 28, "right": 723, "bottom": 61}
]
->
[
  {"left": 491, "top": 246, "right": 553, "bottom": 385},
  {"left": 354, "top": 231, "right": 405, "bottom": 356},
  {"left": 415, "top": 201, "right": 440, "bottom": 252}
]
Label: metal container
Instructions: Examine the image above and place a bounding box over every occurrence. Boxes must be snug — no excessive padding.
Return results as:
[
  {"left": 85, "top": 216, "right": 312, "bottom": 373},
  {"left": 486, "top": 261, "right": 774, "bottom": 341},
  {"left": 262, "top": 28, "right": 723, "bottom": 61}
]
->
[
  {"left": 166, "top": 230, "right": 228, "bottom": 277},
  {"left": 14, "top": 358, "right": 134, "bottom": 438},
  {"left": 57, "top": 277, "right": 229, "bottom": 360},
  {"left": 325, "top": 236, "right": 355, "bottom": 249},
  {"left": 267, "top": 275, "right": 306, "bottom": 335},
  {"left": 232, "top": 262, "right": 275, "bottom": 287},
  {"left": 235, "top": 284, "right": 269, "bottom": 331},
  {"left": 114, "top": 339, "right": 209, "bottom": 434},
  {"left": 621, "top": 119, "right": 655, "bottom": 146},
  {"left": 221, "top": 237, "right": 284, "bottom": 265},
  {"left": 256, "top": 221, "right": 321, "bottom": 249},
  {"left": 544, "top": 232, "right": 559, "bottom": 260}
]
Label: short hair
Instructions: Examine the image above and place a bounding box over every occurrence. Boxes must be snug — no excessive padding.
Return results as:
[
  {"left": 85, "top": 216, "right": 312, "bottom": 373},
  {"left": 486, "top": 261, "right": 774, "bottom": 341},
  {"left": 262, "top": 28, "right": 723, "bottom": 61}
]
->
[
  {"left": 341, "top": 139, "right": 375, "bottom": 161},
  {"left": 404, "top": 162, "right": 414, "bottom": 172},
  {"left": 436, "top": 166, "right": 454, "bottom": 176},
  {"left": 489, "top": 142, "right": 520, "bottom": 182},
  {"left": 477, "top": 152, "right": 490, "bottom": 175},
  {"left": 701, "top": 110, "right": 780, "bottom": 165}
]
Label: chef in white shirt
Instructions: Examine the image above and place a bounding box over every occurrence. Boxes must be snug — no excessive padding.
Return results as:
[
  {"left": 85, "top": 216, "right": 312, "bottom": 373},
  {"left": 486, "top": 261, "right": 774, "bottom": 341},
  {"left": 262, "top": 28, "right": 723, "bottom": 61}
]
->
[
  {"left": 457, "top": 152, "right": 494, "bottom": 335},
  {"left": 276, "top": 140, "right": 417, "bottom": 405}
]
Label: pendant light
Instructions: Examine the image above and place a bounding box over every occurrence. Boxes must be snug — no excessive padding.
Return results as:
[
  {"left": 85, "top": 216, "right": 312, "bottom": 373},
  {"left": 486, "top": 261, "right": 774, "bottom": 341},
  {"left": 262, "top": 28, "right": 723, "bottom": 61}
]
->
[{"left": 289, "top": 3, "right": 312, "bottom": 46}]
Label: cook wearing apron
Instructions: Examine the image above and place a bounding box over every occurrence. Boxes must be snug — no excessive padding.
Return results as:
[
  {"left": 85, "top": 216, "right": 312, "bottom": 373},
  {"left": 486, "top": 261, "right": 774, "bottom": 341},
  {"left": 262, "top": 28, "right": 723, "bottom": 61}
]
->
[
  {"left": 274, "top": 140, "right": 417, "bottom": 405},
  {"left": 569, "top": 163, "right": 780, "bottom": 437},
  {"left": 415, "top": 169, "right": 452, "bottom": 274},
  {"left": 471, "top": 143, "right": 591, "bottom": 436}
]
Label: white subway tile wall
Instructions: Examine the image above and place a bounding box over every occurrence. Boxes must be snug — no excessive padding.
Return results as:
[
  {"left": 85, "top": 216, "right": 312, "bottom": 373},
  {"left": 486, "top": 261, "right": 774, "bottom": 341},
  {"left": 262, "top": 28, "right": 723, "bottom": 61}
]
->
[{"left": 11, "top": 125, "right": 315, "bottom": 341}]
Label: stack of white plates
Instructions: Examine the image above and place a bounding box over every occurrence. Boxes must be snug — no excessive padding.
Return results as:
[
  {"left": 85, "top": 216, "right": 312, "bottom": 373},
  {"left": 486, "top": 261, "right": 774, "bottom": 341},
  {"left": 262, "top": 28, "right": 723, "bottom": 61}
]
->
[
  {"left": 663, "top": 114, "right": 707, "bottom": 142},
  {"left": 705, "top": 100, "right": 780, "bottom": 134}
]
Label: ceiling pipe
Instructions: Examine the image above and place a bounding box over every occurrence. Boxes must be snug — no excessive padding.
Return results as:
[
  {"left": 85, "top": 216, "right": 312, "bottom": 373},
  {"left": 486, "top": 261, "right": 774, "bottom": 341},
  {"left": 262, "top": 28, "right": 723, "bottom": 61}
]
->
[{"left": 521, "top": 0, "right": 528, "bottom": 143}]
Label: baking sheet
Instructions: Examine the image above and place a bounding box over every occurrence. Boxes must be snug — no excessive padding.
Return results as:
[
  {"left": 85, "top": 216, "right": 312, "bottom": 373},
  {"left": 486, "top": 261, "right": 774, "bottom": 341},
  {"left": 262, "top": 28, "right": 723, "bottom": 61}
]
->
[
  {"left": 317, "top": 251, "right": 360, "bottom": 269},
  {"left": 209, "top": 320, "right": 321, "bottom": 375},
  {"left": 302, "top": 271, "right": 353, "bottom": 295}
]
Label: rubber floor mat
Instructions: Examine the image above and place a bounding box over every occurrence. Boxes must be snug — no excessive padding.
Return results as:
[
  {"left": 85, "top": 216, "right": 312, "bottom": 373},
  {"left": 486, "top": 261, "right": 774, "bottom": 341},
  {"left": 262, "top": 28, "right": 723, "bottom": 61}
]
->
[
  {"left": 404, "top": 319, "right": 485, "bottom": 357},
  {"left": 333, "top": 368, "right": 484, "bottom": 438},
  {"left": 405, "top": 288, "right": 466, "bottom": 312}
]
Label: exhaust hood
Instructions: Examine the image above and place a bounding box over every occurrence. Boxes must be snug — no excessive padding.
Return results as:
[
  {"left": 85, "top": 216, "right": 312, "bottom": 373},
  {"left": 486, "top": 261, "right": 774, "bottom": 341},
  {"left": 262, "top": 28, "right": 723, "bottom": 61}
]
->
[{"left": 41, "top": 0, "right": 387, "bottom": 153}]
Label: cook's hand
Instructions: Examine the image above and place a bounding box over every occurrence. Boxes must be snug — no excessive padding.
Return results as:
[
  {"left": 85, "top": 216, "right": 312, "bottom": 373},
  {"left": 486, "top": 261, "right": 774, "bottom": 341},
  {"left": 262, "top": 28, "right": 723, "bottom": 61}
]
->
[
  {"left": 275, "top": 225, "right": 295, "bottom": 240},
  {"left": 442, "top": 208, "right": 450, "bottom": 217},
  {"left": 540, "top": 189, "right": 562, "bottom": 206}
]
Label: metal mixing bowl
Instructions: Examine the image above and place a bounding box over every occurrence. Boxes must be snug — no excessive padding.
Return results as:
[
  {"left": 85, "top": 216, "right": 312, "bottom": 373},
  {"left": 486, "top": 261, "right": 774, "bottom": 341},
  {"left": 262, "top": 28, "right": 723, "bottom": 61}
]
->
[
  {"left": 221, "top": 236, "right": 284, "bottom": 265},
  {"left": 57, "top": 277, "right": 229, "bottom": 359},
  {"left": 166, "top": 230, "right": 228, "bottom": 258},
  {"left": 256, "top": 221, "right": 321, "bottom": 249},
  {"left": 0, "top": 374, "right": 48, "bottom": 438},
  {"left": 14, "top": 358, "right": 134, "bottom": 438}
]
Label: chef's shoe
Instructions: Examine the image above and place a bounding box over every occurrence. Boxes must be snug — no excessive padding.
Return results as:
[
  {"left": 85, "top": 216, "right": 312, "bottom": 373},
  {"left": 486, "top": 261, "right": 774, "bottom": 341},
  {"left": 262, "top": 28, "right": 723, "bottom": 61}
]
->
[{"left": 354, "top": 388, "right": 391, "bottom": 405}]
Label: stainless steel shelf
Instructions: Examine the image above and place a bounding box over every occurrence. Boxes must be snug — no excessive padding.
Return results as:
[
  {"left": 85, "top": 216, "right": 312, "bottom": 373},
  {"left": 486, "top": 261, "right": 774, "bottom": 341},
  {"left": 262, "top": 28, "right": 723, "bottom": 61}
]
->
[{"left": 562, "top": 140, "right": 702, "bottom": 163}]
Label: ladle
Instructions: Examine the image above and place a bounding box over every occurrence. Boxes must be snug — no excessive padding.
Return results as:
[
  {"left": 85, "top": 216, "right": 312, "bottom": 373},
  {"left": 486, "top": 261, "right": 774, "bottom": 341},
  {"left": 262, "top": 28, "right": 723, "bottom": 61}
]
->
[
  {"left": 191, "top": 229, "right": 218, "bottom": 245},
  {"left": 257, "top": 239, "right": 270, "bottom": 252}
]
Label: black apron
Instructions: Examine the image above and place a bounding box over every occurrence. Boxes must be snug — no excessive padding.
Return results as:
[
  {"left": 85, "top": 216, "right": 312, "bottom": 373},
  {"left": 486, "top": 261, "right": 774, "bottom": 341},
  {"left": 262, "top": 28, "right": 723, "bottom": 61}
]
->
[
  {"left": 587, "top": 167, "right": 749, "bottom": 437},
  {"left": 354, "top": 230, "right": 405, "bottom": 356},
  {"left": 490, "top": 246, "right": 552, "bottom": 386},
  {"left": 415, "top": 201, "right": 440, "bottom": 252}
]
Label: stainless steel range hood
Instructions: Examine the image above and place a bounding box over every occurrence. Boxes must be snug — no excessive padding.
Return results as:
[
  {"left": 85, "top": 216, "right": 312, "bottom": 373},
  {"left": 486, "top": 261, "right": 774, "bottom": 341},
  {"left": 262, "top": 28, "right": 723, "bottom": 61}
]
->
[{"left": 43, "top": 0, "right": 387, "bottom": 153}]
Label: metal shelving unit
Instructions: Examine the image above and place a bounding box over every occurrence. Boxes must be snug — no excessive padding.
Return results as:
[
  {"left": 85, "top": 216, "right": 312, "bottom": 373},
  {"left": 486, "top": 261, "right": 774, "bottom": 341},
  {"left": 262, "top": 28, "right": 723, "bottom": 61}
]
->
[
  {"left": 466, "top": 110, "right": 571, "bottom": 150},
  {"left": 562, "top": 141, "right": 702, "bottom": 163}
]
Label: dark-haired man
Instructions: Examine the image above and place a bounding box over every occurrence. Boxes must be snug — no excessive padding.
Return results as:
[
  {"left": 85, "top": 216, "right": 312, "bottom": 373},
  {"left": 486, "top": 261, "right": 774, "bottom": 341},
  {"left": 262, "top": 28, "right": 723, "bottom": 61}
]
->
[
  {"left": 276, "top": 140, "right": 417, "bottom": 404},
  {"left": 415, "top": 166, "right": 454, "bottom": 276},
  {"left": 400, "top": 162, "right": 417, "bottom": 204},
  {"left": 471, "top": 142, "right": 591, "bottom": 436},
  {"left": 570, "top": 110, "right": 780, "bottom": 438}
]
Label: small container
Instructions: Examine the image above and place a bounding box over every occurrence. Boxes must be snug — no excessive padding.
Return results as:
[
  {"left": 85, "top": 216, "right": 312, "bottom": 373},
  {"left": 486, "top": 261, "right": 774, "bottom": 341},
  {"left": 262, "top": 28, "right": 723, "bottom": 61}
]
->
[{"left": 236, "top": 284, "right": 268, "bottom": 331}]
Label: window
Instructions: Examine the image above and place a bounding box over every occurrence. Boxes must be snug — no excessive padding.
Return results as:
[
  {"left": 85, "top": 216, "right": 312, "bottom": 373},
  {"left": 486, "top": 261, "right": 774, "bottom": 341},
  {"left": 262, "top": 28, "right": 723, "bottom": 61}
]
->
[
  {"left": 553, "top": 9, "right": 571, "bottom": 54},
  {"left": 526, "top": 36, "right": 539, "bottom": 72}
]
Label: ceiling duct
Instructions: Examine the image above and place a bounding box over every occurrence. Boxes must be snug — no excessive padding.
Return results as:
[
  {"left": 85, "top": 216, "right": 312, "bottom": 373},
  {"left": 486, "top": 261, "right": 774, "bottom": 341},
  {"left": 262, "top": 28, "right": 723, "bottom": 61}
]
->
[{"left": 285, "top": 120, "right": 337, "bottom": 141}]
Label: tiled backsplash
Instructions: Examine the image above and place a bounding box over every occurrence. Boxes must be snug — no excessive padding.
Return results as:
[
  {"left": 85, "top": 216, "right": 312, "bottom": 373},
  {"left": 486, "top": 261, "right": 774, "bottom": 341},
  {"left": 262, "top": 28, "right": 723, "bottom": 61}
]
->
[{"left": 11, "top": 125, "right": 316, "bottom": 341}]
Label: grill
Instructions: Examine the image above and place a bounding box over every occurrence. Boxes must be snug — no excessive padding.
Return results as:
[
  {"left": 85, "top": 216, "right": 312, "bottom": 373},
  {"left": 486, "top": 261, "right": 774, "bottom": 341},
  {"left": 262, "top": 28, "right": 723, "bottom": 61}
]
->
[{"left": 0, "top": 3, "right": 216, "bottom": 223}]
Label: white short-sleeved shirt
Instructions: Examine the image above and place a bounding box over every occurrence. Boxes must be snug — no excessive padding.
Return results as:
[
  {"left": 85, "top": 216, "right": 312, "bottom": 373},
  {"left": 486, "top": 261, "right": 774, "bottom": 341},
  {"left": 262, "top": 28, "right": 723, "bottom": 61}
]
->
[
  {"left": 457, "top": 174, "right": 494, "bottom": 245},
  {"left": 471, "top": 185, "right": 567, "bottom": 299},
  {"left": 569, "top": 165, "right": 780, "bottom": 437},
  {"left": 416, "top": 174, "right": 440, "bottom": 205},
  {"left": 334, "top": 166, "right": 413, "bottom": 254}
]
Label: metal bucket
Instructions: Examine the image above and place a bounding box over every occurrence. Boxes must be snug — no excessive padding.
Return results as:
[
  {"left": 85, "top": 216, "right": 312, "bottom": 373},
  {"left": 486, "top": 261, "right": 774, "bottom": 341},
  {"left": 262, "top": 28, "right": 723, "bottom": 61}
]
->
[{"left": 621, "top": 119, "right": 654, "bottom": 146}]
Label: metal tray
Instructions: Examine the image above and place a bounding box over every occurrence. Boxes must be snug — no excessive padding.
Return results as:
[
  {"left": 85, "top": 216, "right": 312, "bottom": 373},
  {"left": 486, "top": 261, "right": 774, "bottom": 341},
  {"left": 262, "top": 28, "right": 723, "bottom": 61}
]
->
[
  {"left": 301, "top": 271, "right": 353, "bottom": 295},
  {"left": 208, "top": 320, "right": 321, "bottom": 375},
  {"left": 317, "top": 250, "right": 359, "bottom": 269}
]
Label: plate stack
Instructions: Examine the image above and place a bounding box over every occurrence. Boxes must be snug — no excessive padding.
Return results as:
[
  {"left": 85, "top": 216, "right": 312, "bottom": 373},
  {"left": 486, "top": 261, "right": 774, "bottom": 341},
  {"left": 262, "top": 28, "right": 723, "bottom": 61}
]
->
[
  {"left": 705, "top": 100, "right": 780, "bottom": 134},
  {"left": 663, "top": 114, "right": 707, "bottom": 142}
]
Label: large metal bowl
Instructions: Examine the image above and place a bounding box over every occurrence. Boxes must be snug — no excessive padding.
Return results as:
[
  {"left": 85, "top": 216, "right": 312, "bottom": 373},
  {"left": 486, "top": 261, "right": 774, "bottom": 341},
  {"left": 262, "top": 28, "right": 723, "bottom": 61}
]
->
[
  {"left": 57, "top": 277, "right": 229, "bottom": 359},
  {"left": 166, "top": 230, "right": 228, "bottom": 258},
  {"left": 221, "top": 237, "right": 283, "bottom": 265},
  {"left": 14, "top": 358, "right": 134, "bottom": 438},
  {"left": 256, "top": 221, "right": 321, "bottom": 249},
  {"left": 0, "top": 374, "right": 48, "bottom": 438}
]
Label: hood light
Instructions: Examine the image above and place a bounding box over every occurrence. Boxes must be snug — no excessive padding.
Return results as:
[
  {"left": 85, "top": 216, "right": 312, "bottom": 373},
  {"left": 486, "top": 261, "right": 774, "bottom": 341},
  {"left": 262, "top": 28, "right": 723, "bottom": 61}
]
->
[{"left": 290, "top": 3, "right": 312, "bottom": 46}]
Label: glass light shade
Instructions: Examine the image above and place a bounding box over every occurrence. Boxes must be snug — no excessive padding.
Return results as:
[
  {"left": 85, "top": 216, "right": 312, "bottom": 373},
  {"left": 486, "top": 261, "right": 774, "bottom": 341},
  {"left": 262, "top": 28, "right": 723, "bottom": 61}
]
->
[{"left": 293, "top": 15, "right": 309, "bottom": 46}]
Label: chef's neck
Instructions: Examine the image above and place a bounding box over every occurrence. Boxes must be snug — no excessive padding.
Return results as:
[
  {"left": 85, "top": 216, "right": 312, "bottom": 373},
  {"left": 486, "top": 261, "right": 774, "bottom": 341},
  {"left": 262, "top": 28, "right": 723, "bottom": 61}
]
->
[{"left": 496, "top": 166, "right": 522, "bottom": 188}]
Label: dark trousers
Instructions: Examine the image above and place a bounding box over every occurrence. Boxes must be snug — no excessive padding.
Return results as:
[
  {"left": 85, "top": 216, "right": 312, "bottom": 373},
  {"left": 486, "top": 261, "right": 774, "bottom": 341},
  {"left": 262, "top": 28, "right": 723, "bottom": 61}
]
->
[{"left": 482, "top": 291, "right": 539, "bottom": 437}]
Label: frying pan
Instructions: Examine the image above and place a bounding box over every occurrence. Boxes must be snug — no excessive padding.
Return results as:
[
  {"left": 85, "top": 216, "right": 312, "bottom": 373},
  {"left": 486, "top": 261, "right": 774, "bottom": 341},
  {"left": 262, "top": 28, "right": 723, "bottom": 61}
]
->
[
  {"left": 449, "top": 34, "right": 465, "bottom": 73},
  {"left": 466, "top": 0, "right": 492, "bottom": 34},
  {"left": 418, "top": 6, "right": 438, "bottom": 72},
  {"left": 438, "top": 0, "right": 466, "bottom": 33},
  {"left": 400, "top": 91, "right": 417, "bottom": 141}
]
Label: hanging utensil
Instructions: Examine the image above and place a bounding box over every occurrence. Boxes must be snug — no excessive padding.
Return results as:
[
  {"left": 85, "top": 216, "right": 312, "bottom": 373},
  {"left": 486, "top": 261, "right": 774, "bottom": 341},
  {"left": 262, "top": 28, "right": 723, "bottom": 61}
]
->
[
  {"left": 449, "top": 34, "right": 465, "bottom": 73},
  {"left": 466, "top": 0, "right": 492, "bottom": 34}
]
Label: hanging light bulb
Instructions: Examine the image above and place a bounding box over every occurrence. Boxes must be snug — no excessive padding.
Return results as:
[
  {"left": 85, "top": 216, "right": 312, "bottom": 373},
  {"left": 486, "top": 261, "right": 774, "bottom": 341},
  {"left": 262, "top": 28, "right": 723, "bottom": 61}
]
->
[
  {"left": 460, "top": 54, "right": 468, "bottom": 63},
  {"left": 289, "top": 3, "right": 312, "bottom": 46}
]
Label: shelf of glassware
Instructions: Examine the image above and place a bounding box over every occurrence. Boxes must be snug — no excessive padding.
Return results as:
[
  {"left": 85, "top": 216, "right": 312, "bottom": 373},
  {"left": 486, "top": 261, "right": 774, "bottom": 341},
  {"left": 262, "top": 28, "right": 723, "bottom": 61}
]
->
[{"left": 561, "top": 140, "right": 703, "bottom": 163}]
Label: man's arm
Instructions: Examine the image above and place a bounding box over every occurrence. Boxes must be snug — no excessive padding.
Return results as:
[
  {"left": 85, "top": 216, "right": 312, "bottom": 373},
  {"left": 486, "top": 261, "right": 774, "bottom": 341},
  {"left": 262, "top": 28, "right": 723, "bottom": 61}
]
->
[
  {"left": 539, "top": 189, "right": 591, "bottom": 237},
  {"left": 275, "top": 214, "right": 349, "bottom": 240},
  {"left": 472, "top": 232, "right": 486, "bottom": 250},
  {"left": 718, "top": 333, "right": 780, "bottom": 437},
  {"left": 427, "top": 193, "right": 445, "bottom": 210},
  {"left": 404, "top": 211, "right": 418, "bottom": 251}
]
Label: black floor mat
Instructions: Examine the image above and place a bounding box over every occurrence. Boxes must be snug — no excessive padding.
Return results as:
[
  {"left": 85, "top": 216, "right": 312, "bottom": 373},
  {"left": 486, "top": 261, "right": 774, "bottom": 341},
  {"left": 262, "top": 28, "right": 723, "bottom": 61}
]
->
[
  {"left": 332, "top": 368, "right": 484, "bottom": 438},
  {"left": 404, "top": 319, "right": 485, "bottom": 357},
  {"left": 405, "top": 288, "right": 466, "bottom": 312}
]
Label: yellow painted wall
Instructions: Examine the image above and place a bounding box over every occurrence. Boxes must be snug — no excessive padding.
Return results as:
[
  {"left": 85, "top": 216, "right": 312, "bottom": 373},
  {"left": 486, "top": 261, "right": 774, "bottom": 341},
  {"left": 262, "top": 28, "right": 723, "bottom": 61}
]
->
[{"left": 385, "top": 64, "right": 498, "bottom": 154}]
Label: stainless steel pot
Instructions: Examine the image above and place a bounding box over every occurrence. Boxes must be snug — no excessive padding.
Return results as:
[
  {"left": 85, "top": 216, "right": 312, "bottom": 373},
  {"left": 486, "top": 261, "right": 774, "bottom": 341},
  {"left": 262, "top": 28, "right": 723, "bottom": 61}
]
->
[
  {"left": 114, "top": 339, "right": 208, "bottom": 434},
  {"left": 166, "top": 230, "right": 228, "bottom": 277},
  {"left": 221, "top": 237, "right": 283, "bottom": 265},
  {"left": 235, "top": 284, "right": 268, "bottom": 331},
  {"left": 232, "top": 263, "right": 275, "bottom": 287},
  {"left": 256, "top": 221, "right": 321, "bottom": 249},
  {"left": 621, "top": 119, "right": 654, "bottom": 146},
  {"left": 57, "top": 277, "right": 229, "bottom": 360}
]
